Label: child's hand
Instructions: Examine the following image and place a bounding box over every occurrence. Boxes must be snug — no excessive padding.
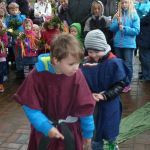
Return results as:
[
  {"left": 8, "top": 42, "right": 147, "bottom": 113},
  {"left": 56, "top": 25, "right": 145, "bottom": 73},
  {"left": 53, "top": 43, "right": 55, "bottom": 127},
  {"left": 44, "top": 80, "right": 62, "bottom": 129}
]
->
[
  {"left": 48, "top": 127, "right": 64, "bottom": 140},
  {"left": 114, "top": 12, "right": 121, "bottom": 24},
  {"left": 83, "top": 139, "right": 91, "bottom": 150},
  {"left": 114, "top": 12, "right": 119, "bottom": 20},
  {"left": 92, "top": 93, "right": 105, "bottom": 102},
  {"left": 119, "top": 24, "right": 124, "bottom": 31}
]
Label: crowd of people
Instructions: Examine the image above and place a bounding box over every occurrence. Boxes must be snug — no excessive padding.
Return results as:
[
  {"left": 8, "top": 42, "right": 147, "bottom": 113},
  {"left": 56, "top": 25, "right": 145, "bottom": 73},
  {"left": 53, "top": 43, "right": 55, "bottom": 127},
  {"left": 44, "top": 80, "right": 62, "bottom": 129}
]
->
[{"left": 0, "top": 0, "right": 150, "bottom": 150}]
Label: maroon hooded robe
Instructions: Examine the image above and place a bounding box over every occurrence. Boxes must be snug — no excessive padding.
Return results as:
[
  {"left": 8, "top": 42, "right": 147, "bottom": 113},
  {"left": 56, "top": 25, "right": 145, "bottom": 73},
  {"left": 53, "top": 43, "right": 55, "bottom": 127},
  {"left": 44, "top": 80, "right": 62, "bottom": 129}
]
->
[{"left": 13, "top": 68, "right": 95, "bottom": 150}]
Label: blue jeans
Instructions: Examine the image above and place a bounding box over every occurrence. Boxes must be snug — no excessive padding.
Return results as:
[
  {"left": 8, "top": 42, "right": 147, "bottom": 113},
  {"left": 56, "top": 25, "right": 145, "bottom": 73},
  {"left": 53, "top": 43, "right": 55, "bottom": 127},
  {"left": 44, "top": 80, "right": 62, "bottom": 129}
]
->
[
  {"left": 92, "top": 141, "right": 104, "bottom": 150},
  {"left": 16, "top": 55, "right": 24, "bottom": 71},
  {"left": 139, "top": 47, "right": 150, "bottom": 80},
  {"left": 15, "top": 47, "right": 24, "bottom": 72},
  {"left": 115, "top": 48, "right": 134, "bottom": 83},
  {"left": 23, "top": 56, "right": 37, "bottom": 65}
]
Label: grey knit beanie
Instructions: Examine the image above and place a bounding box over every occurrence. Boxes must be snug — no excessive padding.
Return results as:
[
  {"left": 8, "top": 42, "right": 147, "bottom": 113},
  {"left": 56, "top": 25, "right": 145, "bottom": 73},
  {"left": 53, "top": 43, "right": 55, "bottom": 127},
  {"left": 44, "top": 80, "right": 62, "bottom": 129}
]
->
[{"left": 84, "top": 29, "right": 111, "bottom": 55}]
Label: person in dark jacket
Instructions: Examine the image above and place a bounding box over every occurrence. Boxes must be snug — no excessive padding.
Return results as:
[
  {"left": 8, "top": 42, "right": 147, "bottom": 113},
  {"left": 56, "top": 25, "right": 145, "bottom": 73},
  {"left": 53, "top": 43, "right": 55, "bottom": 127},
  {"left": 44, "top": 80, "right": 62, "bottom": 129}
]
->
[
  {"left": 68, "top": 0, "right": 93, "bottom": 28},
  {"left": 102, "top": 0, "right": 118, "bottom": 17},
  {"left": 16, "top": 0, "right": 29, "bottom": 17},
  {"left": 81, "top": 29, "right": 129, "bottom": 150},
  {"left": 138, "top": 11, "right": 150, "bottom": 81},
  {"left": 84, "top": 0, "right": 113, "bottom": 46},
  {"left": 57, "top": 0, "right": 72, "bottom": 26}
]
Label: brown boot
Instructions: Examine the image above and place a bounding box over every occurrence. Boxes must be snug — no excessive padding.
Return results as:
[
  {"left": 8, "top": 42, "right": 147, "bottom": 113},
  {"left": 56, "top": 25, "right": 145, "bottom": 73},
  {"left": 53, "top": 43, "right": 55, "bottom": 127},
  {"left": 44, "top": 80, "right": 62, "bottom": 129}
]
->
[{"left": 0, "top": 84, "right": 4, "bottom": 93}]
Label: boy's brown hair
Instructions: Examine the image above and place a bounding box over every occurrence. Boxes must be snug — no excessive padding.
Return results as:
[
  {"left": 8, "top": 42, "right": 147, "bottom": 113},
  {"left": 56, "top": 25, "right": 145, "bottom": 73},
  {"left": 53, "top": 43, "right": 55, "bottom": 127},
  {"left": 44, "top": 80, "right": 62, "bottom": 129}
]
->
[
  {"left": 8, "top": 2, "right": 19, "bottom": 9},
  {"left": 51, "top": 33, "right": 84, "bottom": 62}
]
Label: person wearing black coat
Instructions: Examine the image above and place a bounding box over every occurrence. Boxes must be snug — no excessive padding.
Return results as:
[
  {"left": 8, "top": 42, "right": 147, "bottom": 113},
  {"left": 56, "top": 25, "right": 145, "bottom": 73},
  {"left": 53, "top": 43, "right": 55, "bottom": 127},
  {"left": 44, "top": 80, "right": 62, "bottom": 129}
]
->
[
  {"left": 68, "top": 0, "right": 93, "bottom": 28},
  {"left": 138, "top": 11, "right": 150, "bottom": 81}
]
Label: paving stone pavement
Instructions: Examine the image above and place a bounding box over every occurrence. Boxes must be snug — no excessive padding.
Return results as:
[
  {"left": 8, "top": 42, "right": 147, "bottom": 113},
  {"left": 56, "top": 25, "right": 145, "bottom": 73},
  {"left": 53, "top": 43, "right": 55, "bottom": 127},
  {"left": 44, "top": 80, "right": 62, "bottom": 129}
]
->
[{"left": 0, "top": 56, "right": 150, "bottom": 150}]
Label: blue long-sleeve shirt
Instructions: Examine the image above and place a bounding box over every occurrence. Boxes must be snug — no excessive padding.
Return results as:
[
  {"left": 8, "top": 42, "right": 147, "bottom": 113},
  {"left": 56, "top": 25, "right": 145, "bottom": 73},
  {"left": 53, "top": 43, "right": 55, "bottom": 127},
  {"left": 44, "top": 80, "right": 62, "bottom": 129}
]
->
[{"left": 22, "top": 105, "right": 94, "bottom": 138}]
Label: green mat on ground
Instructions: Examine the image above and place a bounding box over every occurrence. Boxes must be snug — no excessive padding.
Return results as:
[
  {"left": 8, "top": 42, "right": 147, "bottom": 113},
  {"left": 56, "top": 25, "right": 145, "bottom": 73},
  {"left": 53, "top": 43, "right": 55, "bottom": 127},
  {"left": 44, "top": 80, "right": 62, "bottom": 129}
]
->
[
  {"left": 104, "top": 102, "right": 150, "bottom": 149},
  {"left": 117, "top": 102, "right": 150, "bottom": 144}
]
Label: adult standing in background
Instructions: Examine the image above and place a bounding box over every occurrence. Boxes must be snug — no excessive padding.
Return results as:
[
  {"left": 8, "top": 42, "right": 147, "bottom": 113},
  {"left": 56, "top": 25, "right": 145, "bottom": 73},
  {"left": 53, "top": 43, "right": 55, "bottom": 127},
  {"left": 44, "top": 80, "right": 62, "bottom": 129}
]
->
[
  {"left": 30, "top": 0, "right": 52, "bottom": 25},
  {"left": 33, "top": 0, "right": 52, "bottom": 21},
  {"left": 138, "top": 11, "right": 150, "bottom": 81},
  {"left": 135, "top": 0, "right": 150, "bottom": 19},
  {"left": 68, "top": 0, "right": 93, "bottom": 28},
  {"left": 101, "top": 0, "right": 118, "bottom": 17},
  {"left": 16, "top": 0, "right": 29, "bottom": 17}
]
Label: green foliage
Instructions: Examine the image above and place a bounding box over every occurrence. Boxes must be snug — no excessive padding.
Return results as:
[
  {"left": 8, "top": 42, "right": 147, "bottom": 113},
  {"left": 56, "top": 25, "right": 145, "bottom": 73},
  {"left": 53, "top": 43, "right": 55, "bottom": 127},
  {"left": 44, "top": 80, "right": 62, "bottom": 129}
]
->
[
  {"left": 51, "top": 2, "right": 57, "bottom": 15},
  {"left": 8, "top": 19, "right": 22, "bottom": 30},
  {"left": 46, "top": 15, "right": 64, "bottom": 31},
  {"left": 9, "top": 30, "right": 20, "bottom": 37},
  {"left": 0, "top": 28, "right": 19, "bottom": 38},
  {"left": 0, "top": 29, "right": 6, "bottom": 36},
  {"left": 18, "top": 32, "right": 27, "bottom": 41},
  {"left": 37, "top": 39, "right": 46, "bottom": 49}
]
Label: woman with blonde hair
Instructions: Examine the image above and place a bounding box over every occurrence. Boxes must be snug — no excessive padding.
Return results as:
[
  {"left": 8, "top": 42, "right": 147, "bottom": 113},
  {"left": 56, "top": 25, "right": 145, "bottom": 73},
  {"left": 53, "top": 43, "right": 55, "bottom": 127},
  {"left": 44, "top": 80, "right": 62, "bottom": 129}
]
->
[{"left": 110, "top": 0, "right": 140, "bottom": 93}]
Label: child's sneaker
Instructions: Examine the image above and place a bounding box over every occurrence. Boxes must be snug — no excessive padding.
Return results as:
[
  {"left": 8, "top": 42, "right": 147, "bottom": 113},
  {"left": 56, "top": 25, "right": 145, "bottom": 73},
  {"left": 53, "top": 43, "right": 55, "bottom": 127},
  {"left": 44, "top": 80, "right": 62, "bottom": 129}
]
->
[
  {"left": 3, "top": 76, "right": 8, "bottom": 82},
  {"left": 122, "top": 85, "right": 131, "bottom": 93},
  {"left": 0, "top": 84, "right": 4, "bottom": 93},
  {"left": 115, "top": 145, "right": 119, "bottom": 150},
  {"left": 108, "top": 142, "right": 119, "bottom": 150}
]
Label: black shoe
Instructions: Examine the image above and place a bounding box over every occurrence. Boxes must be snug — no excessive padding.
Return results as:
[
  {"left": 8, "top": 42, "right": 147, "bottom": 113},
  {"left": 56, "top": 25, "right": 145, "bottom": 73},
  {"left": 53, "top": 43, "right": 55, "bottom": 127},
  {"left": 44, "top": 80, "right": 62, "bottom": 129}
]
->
[
  {"left": 138, "top": 72, "right": 142, "bottom": 75},
  {"left": 16, "top": 71, "right": 24, "bottom": 79}
]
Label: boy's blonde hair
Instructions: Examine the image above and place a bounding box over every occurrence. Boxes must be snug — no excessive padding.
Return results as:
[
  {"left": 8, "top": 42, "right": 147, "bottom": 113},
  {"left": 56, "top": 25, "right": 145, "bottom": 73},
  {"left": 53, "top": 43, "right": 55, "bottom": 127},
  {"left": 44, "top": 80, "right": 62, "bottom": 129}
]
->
[
  {"left": 8, "top": 2, "right": 19, "bottom": 9},
  {"left": 51, "top": 33, "right": 84, "bottom": 62},
  {"left": 118, "top": 0, "right": 136, "bottom": 18}
]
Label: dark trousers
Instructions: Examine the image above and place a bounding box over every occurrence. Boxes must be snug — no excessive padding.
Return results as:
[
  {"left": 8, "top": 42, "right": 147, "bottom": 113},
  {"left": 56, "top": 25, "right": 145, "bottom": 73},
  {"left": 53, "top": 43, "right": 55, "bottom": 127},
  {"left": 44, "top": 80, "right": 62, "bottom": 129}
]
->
[
  {"left": 115, "top": 48, "right": 134, "bottom": 83},
  {"left": 0, "top": 61, "right": 6, "bottom": 84},
  {"left": 139, "top": 47, "right": 150, "bottom": 80}
]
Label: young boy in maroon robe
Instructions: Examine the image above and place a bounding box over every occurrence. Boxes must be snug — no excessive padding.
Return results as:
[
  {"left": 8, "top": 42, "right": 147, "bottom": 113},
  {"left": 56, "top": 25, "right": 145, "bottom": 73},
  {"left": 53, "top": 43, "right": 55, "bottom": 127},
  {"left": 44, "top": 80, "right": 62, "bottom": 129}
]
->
[{"left": 13, "top": 33, "right": 95, "bottom": 150}]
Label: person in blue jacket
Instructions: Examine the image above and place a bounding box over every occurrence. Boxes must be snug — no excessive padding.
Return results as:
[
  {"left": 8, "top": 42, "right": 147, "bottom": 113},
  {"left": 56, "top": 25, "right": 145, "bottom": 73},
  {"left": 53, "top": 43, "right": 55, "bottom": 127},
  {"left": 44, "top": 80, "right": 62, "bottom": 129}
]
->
[
  {"left": 135, "top": 0, "right": 150, "bottom": 18},
  {"left": 81, "top": 29, "right": 129, "bottom": 150},
  {"left": 5, "top": 2, "right": 26, "bottom": 78},
  {"left": 109, "top": 0, "right": 140, "bottom": 93}
]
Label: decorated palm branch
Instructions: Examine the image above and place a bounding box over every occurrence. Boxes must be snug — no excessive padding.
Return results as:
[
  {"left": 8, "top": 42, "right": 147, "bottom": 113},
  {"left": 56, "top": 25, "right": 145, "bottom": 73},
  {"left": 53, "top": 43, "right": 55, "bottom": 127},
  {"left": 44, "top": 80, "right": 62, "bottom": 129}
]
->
[
  {"left": 0, "top": 28, "right": 19, "bottom": 37},
  {"left": 46, "top": 15, "right": 64, "bottom": 31},
  {"left": 0, "top": 29, "right": 6, "bottom": 36},
  {"left": 8, "top": 19, "right": 22, "bottom": 30},
  {"left": 37, "top": 39, "right": 46, "bottom": 49},
  {"left": 7, "top": 19, "right": 23, "bottom": 37}
]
